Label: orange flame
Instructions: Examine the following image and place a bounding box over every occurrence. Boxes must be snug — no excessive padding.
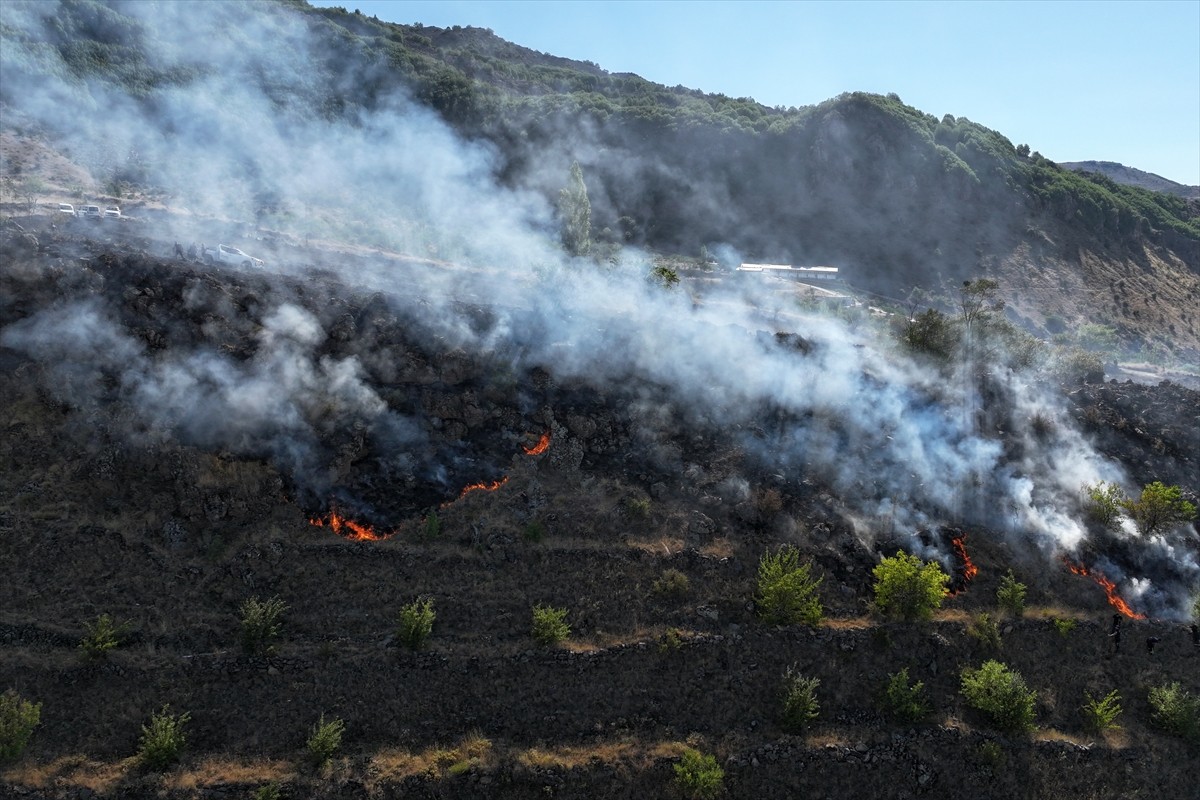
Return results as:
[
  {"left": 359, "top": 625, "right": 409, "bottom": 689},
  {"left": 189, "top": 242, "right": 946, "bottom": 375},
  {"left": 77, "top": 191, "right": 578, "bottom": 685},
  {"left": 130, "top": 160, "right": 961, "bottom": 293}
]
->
[
  {"left": 524, "top": 431, "right": 551, "bottom": 455},
  {"left": 309, "top": 507, "right": 395, "bottom": 541},
  {"left": 1063, "top": 559, "right": 1146, "bottom": 619},
  {"left": 440, "top": 475, "right": 509, "bottom": 508},
  {"left": 947, "top": 534, "right": 979, "bottom": 596}
]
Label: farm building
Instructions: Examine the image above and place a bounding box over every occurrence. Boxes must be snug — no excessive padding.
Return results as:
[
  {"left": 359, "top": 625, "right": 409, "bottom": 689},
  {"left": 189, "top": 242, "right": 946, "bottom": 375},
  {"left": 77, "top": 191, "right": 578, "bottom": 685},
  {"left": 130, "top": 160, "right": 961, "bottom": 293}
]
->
[{"left": 736, "top": 263, "right": 840, "bottom": 281}]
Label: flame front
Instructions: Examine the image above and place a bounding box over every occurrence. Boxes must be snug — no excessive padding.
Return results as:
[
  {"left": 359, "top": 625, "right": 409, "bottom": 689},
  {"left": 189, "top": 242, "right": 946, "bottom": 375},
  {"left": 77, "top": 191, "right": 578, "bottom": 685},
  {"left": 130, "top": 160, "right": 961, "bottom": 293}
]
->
[
  {"left": 1063, "top": 560, "right": 1147, "bottom": 619},
  {"left": 947, "top": 534, "right": 979, "bottom": 595},
  {"left": 440, "top": 475, "right": 510, "bottom": 508},
  {"left": 524, "top": 431, "right": 551, "bottom": 455},
  {"left": 309, "top": 508, "right": 394, "bottom": 541}
]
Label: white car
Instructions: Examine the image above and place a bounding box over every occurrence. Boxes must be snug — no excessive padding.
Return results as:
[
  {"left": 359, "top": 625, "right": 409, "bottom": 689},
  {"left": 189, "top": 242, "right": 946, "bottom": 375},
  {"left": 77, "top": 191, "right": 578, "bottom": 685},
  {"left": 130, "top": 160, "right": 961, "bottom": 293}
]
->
[
  {"left": 204, "top": 243, "right": 264, "bottom": 269},
  {"left": 57, "top": 203, "right": 76, "bottom": 216},
  {"left": 103, "top": 207, "right": 121, "bottom": 218},
  {"left": 80, "top": 205, "right": 102, "bottom": 219}
]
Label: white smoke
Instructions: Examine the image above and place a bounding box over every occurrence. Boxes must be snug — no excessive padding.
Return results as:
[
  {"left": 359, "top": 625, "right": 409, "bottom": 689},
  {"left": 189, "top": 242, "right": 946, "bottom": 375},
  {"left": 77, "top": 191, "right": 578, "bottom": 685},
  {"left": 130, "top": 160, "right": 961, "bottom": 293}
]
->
[{"left": 1, "top": 0, "right": 1196, "bottom": 615}]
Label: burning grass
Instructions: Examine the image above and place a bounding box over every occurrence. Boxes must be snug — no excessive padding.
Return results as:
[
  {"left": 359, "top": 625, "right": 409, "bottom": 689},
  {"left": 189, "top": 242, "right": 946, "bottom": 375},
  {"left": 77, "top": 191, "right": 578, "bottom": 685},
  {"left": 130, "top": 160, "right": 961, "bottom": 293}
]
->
[{"left": 1062, "top": 560, "right": 1147, "bottom": 619}]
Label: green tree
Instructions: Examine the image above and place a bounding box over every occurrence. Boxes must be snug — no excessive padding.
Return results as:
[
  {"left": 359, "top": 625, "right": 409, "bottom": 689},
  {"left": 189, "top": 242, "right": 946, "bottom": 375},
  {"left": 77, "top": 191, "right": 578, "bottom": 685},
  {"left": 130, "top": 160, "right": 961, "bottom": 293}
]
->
[
  {"left": 1082, "top": 481, "right": 1125, "bottom": 529},
  {"left": 996, "top": 570, "right": 1026, "bottom": 617},
  {"left": 880, "top": 668, "right": 929, "bottom": 722},
  {"left": 899, "top": 308, "right": 956, "bottom": 361},
  {"left": 137, "top": 705, "right": 190, "bottom": 771},
  {"left": 872, "top": 550, "right": 949, "bottom": 621},
  {"left": 673, "top": 747, "right": 724, "bottom": 800},
  {"left": 780, "top": 666, "right": 820, "bottom": 732},
  {"left": 558, "top": 160, "right": 591, "bottom": 256},
  {"left": 531, "top": 604, "right": 570, "bottom": 645},
  {"left": 1081, "top": 689, "right": 1122, "bottom": 733},
  {"left": 240, "top": 595, "right": 288, "bottom": 656},
  {"left": 957, "top": 278, "right": 1004, "bottom": 337},
  {"left": 755, "top": 545, "right": 823, "bottom": 626},
  {"left": 0, "top": 690, "right": 41, "bottom": 762},
  {"left": 79, "top": 613, "right": 132, "bottom": 661},
  {"left": 1121, "top": 481, "right": 1197, "bottom": 535},
  {"left": 306, "top": 714, "right": 346, "bottom": 768},
  {"left": 959, "top": 660, "right": 1037, "bottom": 733},
  {"left": 1147, "top": 683, "right": 1200, "bottom": 743},
  {"left": 396, "top": 597, "right": 436, "bottom": 651},
  {"left": 420, "top": 511, "right": 441, "bottom": 541}
]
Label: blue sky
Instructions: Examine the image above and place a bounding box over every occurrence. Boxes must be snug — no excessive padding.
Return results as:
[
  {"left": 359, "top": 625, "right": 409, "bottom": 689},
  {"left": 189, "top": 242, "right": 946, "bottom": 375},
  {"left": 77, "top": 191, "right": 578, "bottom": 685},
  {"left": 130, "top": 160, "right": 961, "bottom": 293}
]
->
[{"left": 313, "top": 0, "right": 1200, "bottom": 185}]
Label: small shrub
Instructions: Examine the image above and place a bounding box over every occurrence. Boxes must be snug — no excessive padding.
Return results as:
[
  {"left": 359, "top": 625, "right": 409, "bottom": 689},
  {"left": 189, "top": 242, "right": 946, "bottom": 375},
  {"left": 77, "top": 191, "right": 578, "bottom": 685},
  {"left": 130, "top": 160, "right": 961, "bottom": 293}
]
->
[
  {"left": 1121, "top": 481, "right": 1197, "bottom": 536},
  {"left": 673, "top": 747, "right": 724, "bottom": 800},
  {"left": 977, "top": 740, "right": 1007, "bottom": 769},
  {"left": 79, "top": 613, "right": 132, "bottom": 661},
  {"left": 1147, "top": 682, "right": 1200, "bottom": 742},
  {"left": 522, "top": 520, "right": 545, "bottom": 542},
  {"left": 240, "top": 595, "right": 287, "bottom": 656},
  {"left": 653, "top": 568, "right": 691, "bottom": 598},
  {"left": 625, "top": 497, "right": 651, "bottom": 518},
  {"left": 659, "top": 627, "right": 684, "bottom": 652},
  {"left": 967, "top": 613, "right": 1002, "bottom": 650},
  {"left": 755, "top": 545, "right": 823, "bottom": 626},
  {"left": 306, "top": 713, "right": 345, "bottom": 768},
  {"left": 996, "top": 570, "right": 1026, "bottom": 617},
  {"left": 0, "top": 689, "right": 41, "bottom": 762},
  {"left": 396, "top": 597, "right": 436, "bottom": 651},
  {"left": 1192, "top": 593, "right": 1200, "bottom": 621},
  {"left": 253, "top": 784, "right": 281, "bottom": 800},
  {"left": 872, "top": 550, "right": 949, "bottom": 621},
  {"left": 960, "top": 660, "right": 1037, "bottom": 733},
  {"left": 881, "top": 668, "right": 929, "bottom": 722},
  {"left": 1081, "top": 689, "right": 1123, "bottom": 733},
  {"left": 531, "top": 604, "right": 570, "bottom": 645},
  {"left": 421, "top": 511, "right": 442, "bottom": 541},
  {"left": 1052, "top": 618, "right": 1077, "bottom": 637},
  {"left": 780, "top": 666, "right": 820, "bottom": 733},
  {"left": 137, "top": 705, "right": 190, "bottom": 771},
  {"left": 1082, "top": 481, "right": 1124, "bottom": 528}
]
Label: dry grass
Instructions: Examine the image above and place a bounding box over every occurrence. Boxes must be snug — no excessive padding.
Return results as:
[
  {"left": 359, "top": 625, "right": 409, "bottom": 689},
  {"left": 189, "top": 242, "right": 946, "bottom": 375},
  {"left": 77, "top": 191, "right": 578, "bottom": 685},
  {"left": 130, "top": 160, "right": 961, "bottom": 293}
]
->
[
  {"left": 515, "top": 739, "right": 688, "bottom": 771},
  {"left": 370, "top": 730, "right": 495, "bottom": 781},
  {"left": 163, "top": 757, "right": 296, "bottom": 790},
  {"left": 625, "top": 535, "right": 685, "bottom": 556},
  {"left": 699, "top": 537, "right": 735, "bottom": 559},
  {"left": 821, "top": 615, "right": 875, "bottom": 630},
  {"left": 2, "top": 755, "right": 134, "bottom": 793}
]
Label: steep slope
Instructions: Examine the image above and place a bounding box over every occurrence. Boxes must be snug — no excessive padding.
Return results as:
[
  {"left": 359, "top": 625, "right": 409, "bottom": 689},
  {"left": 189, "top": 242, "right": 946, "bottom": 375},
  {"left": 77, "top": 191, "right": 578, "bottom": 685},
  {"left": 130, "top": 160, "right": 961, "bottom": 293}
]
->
[{"left": 1060, "top": 161, "right": 1200, "bottom": 200}]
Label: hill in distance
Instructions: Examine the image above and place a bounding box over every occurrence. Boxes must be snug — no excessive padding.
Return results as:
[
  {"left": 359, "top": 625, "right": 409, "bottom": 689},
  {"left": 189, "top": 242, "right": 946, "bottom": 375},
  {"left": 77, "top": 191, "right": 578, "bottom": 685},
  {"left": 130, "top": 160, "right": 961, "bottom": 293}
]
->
[{"left": 1060, "top": 161, "right": 1200, "bottom": 200}]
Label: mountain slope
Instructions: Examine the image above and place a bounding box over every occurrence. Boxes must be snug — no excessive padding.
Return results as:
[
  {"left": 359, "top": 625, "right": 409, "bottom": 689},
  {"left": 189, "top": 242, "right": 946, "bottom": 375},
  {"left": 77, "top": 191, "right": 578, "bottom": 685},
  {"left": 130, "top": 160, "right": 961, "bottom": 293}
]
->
[{"left": 1060, "top": 161, "right": 1200, "bottom": 200}]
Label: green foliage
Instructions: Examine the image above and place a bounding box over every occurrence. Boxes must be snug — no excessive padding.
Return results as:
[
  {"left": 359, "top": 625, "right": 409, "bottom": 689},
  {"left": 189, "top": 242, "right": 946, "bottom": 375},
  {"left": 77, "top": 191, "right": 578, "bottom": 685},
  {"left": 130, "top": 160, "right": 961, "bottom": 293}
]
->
[
  {"left": 967, "top": 613, "right": 1002, "bottom": 650},
  {"left": 996, "top": 571, "right": 1026, "bottom": 617},
  {"left": 659, "top": 627, "right": 684, "bottom": 652},
  {"left": 1147, "top": 683, "right": 1200, "bottom": 742},
  {"left": 880, "top": 668, "right": 929, "bottom": 722},
  {"left": 240, "top": 595, "right": 287, "bottom": 656},
  {"left": 531, "top": 604, "right": 570, "bottom": 645},
  {"left": 0, "top": 689, "right": 41, "bottom": 762},
  {"left": 872, "top": 550, "right": 949, "bottom": 621},
  {"left": 673, "top": 747, "right": 724, "bottom": 800},
  {"left": 1052, "top": 618, "right": 1077, "bottom": 637},
  {"left": 649, "top": 264, "right": 680, "bottom": 289},
  {"left": 625, "top": 496, "right": 651, "bottom": 518},
  {"left": 960, "top": 660, "right": 1037, "bottom": 733},
  {"left": 898, "top": 308, "right": 957, "bottom": 362},
  {"left": 253, "top": 784, "right": 282, "bottom": 800},
  {"left": 958, "top": 279, "right": 1004, "bottom": 336},
  {"left": 421, "top": 511, "right": 442, "bottom": 541},
  {"left": 396, "top": 597, "right": 436, "bottom": 651},
  {"left": 559, "top": 160, "right": 591, "bottom": 256},
  {"left": 1081, "top": 689, "right": 1123, "bottom": 733},
  {"left": 755, "top": 545, "right": 823, "bottom": 626},
  {"left": 306, "top": 714, "right": 346, "bottom": 768},
  {"left": 522, "top": 520, "right": 545, "bottom": 542},
  {"left": 1056, "top": 347, "right": 1106, "bottom": 383},
  {"left": 79, "top": 613, "right": 132, "bottom": 660},
  {"left": 780, "top": 666, "right": 820, "bottom": 733},
  {"left": 977, "top": 740, "right": 1007, "bottom": 769},
  {"left": 652, "top": 568, "right": 691, "bottom": 599},
  {"left": 1121, "top": 481, "right": 1197, "bottom": 535},
  {"left": 137, "top": 705, "right": 190, "bottom": 771},
  {"left": 1082, "top": 481, "right": 1125, "bottom": 529}
]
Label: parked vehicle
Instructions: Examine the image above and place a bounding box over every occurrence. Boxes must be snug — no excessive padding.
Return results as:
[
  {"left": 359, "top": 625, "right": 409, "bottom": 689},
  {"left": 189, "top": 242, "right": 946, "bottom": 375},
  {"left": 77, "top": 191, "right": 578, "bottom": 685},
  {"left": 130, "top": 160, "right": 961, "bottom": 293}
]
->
[
  {"left": 202, "top": 243, "right": 264, "bottom": 269},
  {"left": 80, "top": 205, "right": 101, "bottom": 218},
  {"left": 57, "top": 203, "right": 76, "bottom": 216},
  {"left": 103, "top": 207, "right": 121, "bottom": 218}
]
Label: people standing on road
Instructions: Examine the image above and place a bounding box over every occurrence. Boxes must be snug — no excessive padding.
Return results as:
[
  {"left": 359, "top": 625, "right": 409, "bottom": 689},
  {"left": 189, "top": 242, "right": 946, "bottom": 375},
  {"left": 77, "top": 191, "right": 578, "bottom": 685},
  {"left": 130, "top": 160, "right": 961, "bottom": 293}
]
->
[{"left": 173, "top": 241, "right": 184, "bottom": 260}]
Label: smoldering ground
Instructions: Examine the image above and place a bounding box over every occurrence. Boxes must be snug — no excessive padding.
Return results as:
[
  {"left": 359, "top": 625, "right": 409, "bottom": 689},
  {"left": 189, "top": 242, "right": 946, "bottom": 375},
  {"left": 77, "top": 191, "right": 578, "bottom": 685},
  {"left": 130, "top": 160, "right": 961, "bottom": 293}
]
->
[{"left": 1, "top": 1, "right": 1196, "bottom": 615}]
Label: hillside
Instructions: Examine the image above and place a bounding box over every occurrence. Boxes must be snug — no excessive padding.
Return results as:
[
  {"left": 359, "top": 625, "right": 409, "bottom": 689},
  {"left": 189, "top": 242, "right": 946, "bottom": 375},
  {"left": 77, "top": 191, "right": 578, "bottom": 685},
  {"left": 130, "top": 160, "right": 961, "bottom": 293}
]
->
[
  {"left": 1, "top": 2, "right": 1199, "bottom": 798},
  {"left": 0, "top": 214, "right": 1198, "bottom": 798},
  {"left": 1060, "top": 161, "right": 1200, "bottom": 200},
  {"left": 1, "top": 0, "right": 1198, "bottom": 360}
]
